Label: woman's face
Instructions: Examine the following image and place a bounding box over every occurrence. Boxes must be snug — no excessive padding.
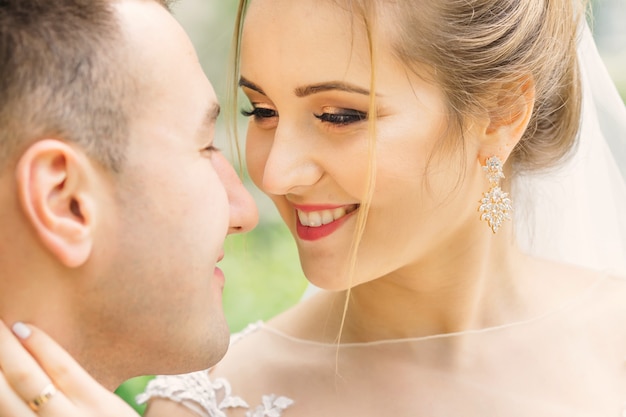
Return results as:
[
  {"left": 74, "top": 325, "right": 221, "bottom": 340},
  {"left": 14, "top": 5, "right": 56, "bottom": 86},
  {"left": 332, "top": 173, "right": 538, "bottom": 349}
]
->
[{"left": 241, "top": 0, "right": 487, "bottom": 290}]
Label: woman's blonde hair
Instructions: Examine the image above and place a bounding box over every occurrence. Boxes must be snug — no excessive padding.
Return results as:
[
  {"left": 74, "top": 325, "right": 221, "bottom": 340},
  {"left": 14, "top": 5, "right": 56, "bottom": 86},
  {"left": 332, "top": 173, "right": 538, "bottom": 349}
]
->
[{"left": 383, "top": 0, "right": 584, "bottom": 174}]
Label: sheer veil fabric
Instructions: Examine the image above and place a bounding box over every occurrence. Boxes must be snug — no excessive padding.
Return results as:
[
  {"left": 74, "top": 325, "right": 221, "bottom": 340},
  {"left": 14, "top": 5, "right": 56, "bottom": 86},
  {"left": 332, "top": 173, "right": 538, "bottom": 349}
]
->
[{"left": 514, "top": 22, "right": 626, "bottom": 276}]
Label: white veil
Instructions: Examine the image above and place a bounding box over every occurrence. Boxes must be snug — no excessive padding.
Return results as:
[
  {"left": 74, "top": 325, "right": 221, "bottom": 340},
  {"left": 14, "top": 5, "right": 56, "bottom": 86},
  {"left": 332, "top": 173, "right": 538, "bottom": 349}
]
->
[{"left": 514, "top": 22, "right": 626, "bottom": 276}]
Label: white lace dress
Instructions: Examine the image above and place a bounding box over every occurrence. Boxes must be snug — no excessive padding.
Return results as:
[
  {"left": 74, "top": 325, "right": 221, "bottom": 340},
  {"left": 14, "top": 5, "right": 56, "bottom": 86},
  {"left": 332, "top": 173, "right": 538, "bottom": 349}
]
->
[{"left": 137, "top": 322, "right": 294, "bottom": 417}]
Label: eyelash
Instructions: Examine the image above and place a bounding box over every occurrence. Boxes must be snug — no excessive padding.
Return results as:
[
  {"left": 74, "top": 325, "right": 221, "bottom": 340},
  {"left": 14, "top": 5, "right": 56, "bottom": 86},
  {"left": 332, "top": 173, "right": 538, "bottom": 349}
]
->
[
  {"left": 241, "top": 107, "right": 368, "bottom": 126},
  {"left": 241, "top": 107, "right": 277, "bottom": 120},
  {"left": 202, "top": 145, "right": 219, "bottom": 153},
  {"left": 314, "top": 110, "right": 367, "bottom": 125}
]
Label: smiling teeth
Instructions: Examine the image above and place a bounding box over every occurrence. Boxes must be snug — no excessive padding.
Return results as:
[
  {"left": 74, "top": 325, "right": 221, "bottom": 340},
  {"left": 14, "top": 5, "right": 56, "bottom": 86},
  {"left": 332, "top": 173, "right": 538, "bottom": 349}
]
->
[{"left": 297, "top": 206, "right": 358, "bottom": 227}]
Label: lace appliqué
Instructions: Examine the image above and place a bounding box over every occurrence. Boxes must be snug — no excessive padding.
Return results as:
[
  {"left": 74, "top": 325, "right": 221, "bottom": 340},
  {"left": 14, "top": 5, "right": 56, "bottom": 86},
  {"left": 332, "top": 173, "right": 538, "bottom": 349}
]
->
[
  {"left": 137, "top": 322, "right": 294, "bottom": 416},
  {"left": 137, "top": 371, "right": 293, "bottom": 417},
  {"left": 246, "top": 395, "right": 294, "bottom": 417},
  {"left": 136, "top": 371, "right": 245, "bottom": 417}
]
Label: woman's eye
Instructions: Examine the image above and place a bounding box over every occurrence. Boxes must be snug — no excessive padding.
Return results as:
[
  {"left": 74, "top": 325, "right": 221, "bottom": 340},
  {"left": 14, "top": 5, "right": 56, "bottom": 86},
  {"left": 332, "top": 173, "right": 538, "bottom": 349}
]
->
[
  {"left": 241, "top": 107, "right": 277, "bottom": 120},
  {"left": 314, "top": 110, "right": 368, "bottom": 126}
]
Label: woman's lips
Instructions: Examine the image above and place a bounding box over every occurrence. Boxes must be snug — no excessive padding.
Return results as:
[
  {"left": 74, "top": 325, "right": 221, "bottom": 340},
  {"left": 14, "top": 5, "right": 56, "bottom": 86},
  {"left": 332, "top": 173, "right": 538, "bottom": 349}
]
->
[{"left": 294, "top": 204, "right": 359, "bottom": 241}]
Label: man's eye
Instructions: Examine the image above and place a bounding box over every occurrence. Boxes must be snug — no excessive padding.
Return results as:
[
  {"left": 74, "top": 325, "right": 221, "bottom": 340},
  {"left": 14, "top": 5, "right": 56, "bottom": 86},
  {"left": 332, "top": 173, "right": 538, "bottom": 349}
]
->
[
  {"left": 201, "top": 145, "right": 219, "bottom": 153},
  {"left": 241, "top": 107, "right": 277, "bottom": 120},
  {"left": 314, "top": 110, "right": 368, "bottom": 125}
]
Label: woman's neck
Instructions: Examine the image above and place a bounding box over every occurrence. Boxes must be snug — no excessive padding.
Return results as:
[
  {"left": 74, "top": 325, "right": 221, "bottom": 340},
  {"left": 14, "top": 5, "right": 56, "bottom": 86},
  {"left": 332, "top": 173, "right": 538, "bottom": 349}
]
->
[{"left": 330, "top": 224, "right": 532, "bottom": 343}]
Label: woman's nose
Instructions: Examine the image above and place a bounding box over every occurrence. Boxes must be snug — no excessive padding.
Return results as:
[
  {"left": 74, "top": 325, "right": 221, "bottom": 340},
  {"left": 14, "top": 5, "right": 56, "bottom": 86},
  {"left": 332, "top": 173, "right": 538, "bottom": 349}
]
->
[{"left": 258, "top": 130, "right": 323, "bottom": 196}]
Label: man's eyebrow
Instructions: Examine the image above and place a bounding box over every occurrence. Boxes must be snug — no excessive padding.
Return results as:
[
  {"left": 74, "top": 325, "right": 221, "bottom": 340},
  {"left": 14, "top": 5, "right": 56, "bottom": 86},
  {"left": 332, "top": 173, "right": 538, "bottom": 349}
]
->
[
  {"left": 197, "top": 102, "right": 220, "bottom": 138},
  {"left": 208, "top": 102, "right": 221, "bottom": 121},
  {"left": 294, "top": 82, "right": 372, "bottom": 97},
  {"left": 203, "top": 102, "right": 221, "bottom": 128}
]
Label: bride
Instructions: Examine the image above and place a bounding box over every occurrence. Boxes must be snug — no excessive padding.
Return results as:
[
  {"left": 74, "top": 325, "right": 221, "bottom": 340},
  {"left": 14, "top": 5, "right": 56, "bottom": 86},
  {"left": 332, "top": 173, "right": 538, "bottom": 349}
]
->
[
  {"left": 1, "top": 0, "right": 625, "bottom": 416},
  {"left": 141, "top": 0, "right": 626, "bottom": 416}
]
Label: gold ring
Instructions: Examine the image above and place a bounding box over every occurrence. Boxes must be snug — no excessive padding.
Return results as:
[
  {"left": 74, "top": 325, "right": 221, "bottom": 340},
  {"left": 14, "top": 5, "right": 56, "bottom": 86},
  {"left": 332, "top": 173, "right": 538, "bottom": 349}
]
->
[{"left": 27, "top": 383, "right": 57, "bottom": 411}]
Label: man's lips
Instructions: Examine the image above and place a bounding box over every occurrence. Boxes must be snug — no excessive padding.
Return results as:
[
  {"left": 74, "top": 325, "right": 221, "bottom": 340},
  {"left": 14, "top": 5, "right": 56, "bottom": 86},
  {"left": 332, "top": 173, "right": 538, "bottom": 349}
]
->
[{"left": 214, "top": 251, "right": 225, "bottom": 286}]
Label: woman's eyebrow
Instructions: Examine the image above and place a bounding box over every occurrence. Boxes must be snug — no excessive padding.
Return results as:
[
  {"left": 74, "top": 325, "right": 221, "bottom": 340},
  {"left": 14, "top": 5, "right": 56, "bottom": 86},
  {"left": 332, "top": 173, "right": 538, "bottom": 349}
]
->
[
  {"left": 239, "top": 76, "right": 377, "bottom": 98},
  {"left": 294, "top": 81, "right": 372, "bottom": 97},
  {"left": 239, "top": 76, "right": 266, "bottom": 95}
]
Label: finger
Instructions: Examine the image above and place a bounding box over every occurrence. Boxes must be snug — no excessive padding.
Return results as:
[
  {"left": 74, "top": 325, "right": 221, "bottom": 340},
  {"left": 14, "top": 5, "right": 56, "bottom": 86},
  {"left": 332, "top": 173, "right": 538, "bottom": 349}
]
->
[
  {"left": 10, "top": 322, "right": 108, "bottom": 401},
  {"left": 12, "top": 323, "right": 142, "bottom": 416},
  {"left": 0, "top": 320, "right": 73, "bottom": 415},
  {"left": 0, "top": 371, "right": 35, "bottom": 417}
]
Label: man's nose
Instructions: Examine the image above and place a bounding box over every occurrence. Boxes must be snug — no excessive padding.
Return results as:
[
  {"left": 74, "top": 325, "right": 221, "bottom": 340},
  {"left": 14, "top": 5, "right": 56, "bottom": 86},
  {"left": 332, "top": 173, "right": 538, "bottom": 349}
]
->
[{"left": 213, "top": 153, "right": 259, "bottom": 234}]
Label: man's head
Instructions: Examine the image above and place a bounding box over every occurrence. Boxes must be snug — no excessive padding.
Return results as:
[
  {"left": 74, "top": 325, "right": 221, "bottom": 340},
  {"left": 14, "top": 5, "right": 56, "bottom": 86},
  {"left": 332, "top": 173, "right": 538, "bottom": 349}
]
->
[{"left": 0, "top": 0, "right": 258, "bottom": 389}]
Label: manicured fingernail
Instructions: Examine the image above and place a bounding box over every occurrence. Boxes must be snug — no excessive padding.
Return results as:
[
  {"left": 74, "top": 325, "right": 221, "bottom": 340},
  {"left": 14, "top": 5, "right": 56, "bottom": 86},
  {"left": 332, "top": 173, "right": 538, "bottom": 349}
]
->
[{"left": 12, "top": 322, "right": 31, "bottom": 339}]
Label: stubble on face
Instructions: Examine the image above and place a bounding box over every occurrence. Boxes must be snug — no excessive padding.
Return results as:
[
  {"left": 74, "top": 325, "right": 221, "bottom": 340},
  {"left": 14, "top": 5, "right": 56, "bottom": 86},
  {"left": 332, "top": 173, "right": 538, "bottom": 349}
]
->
[{"left": 75, "top": 0, "right": 231, "bottom": 384}]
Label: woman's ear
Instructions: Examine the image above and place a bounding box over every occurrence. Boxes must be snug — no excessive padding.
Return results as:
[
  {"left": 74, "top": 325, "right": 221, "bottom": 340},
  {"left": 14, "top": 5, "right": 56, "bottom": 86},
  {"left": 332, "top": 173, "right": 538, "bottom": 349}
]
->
[
  {"left": 479, "top": 76, "right": 536, "bottom": 162},
  {"left": 15, "top": 140, "right": 96, "bottom": 268}
]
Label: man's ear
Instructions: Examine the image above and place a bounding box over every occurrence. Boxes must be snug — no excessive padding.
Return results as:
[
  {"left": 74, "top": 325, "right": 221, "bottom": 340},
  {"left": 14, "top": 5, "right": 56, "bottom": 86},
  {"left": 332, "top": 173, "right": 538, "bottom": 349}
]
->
[
  {"left": 479, "top": 76, "right": 535, "bottom": 162},
  {"left": 15, "top": 140, "right": 96, "bottom": 268}
]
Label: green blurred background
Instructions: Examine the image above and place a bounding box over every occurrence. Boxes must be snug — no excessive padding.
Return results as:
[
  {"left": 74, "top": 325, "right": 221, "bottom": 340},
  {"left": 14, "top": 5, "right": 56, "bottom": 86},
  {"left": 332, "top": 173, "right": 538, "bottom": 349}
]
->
[{"left": 115, "top": 0, "right": 626, "bottom": 414}]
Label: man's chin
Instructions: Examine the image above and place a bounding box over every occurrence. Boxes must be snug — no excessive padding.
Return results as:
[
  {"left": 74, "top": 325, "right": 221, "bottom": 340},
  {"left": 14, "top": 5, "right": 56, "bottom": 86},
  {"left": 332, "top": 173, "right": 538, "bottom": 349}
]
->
[{"left": 184, "top": 318, "right": 231, "bottom": 371}]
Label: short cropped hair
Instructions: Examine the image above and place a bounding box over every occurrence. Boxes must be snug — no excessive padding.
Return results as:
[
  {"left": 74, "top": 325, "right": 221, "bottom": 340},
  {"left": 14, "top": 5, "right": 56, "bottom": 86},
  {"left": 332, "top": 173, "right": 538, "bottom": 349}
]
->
[{"left": 0, "top": 0, "right": 171, "bottom": 170}]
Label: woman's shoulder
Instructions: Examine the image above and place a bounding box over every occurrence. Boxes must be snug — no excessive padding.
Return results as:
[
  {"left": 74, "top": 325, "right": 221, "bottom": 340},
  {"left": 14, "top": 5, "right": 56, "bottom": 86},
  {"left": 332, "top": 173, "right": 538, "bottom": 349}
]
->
[
  {"left": 213, "top": 302, "right": 326, "bottom": 379},
  {"left": 551, "top": 260, "right": 626, "bottom": 312},
  {"left": 579, "top": 272, "right": 626, "bottom": 330},
  {"left": 545, "top": 264, "right": 626, "bottom": 349},
  {"left": 569, "top": 269, "right": 626, "bottom": 317},
  {"left": 595, "top": 272, "right": 626, "bottom": 303},
  {"left": 229, "top": 320, "right": 265, "bottom": 345},
  {"left": 209, "top": 297, "right": 341, "bottom": 412},
  {"left": 213, "top": 320, "right": 289, "bottom": 377}
]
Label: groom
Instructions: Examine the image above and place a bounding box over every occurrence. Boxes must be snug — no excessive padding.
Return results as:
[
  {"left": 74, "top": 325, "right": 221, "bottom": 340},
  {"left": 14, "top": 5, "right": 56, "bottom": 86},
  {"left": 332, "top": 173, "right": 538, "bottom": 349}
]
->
[{"left": 0, "top": 0, "right": 256, "bottom": 392}]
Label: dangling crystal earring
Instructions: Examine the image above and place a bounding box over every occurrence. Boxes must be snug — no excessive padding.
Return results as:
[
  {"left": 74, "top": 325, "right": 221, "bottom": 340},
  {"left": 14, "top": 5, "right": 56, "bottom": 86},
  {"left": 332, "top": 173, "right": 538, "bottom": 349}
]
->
[{"left": 478, "top": 156, "right": 513, "bottom": 234}]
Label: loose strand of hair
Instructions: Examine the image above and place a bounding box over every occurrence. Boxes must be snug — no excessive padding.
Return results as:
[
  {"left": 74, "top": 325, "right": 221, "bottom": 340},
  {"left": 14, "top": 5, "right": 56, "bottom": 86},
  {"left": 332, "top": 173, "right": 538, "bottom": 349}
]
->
[
  {"left": 334, "top": 0, "right": 378, "bottom": 377},
  {"left": 226, "top": 0, "right": 249, "bottom": 175}
]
